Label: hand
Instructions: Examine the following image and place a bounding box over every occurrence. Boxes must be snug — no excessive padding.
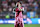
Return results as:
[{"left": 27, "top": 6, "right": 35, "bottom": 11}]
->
[{"left": 19, "top": 8, "right": 22, "bottom": 11}]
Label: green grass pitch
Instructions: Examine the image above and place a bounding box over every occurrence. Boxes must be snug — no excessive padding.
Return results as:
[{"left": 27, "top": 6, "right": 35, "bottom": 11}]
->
[{"left": 0, "top": 24, "right": 40, "bottom": 27}]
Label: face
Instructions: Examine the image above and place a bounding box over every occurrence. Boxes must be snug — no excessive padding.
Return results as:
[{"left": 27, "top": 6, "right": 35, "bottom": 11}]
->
[
  {"left": 16, "top": 2, "right": 22, "bottom": 8},
  {"left": 18, "top": 3, "right": 21, "bottom": 8}
]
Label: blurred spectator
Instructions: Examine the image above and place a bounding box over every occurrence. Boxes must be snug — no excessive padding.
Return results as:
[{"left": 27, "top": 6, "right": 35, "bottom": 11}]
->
[
  {"left": 33, "top": 1, "right": 38, "bottom": 11},
  {"left": 35, "top": 13, "right": 38, "bottom": 18},
  {"left": 28, "top": 3, "right": 34, "bottom": 11},
  {"left": 37, "top": 0, "right": 40, "bottom": 8},
  {"left": 3, "top": 8, "right": 7, "bottom": 12},
  {"left": 8, "top": 7, "right": 12, "bottom": 12},
  {"left": 11, "top": 2, "right": 15, "bottom": 7},
  {"left": 38, "top": 13, "right": 40, "bottom": 18},
  {"left": 5, "top": 14, "right": 10, "bottom": 19},
  {"left": 2, "top": 1, "right": 8, "bottom": 8},
  {"left": 0, "top": 8, "right": 2, "bottom": 13}
]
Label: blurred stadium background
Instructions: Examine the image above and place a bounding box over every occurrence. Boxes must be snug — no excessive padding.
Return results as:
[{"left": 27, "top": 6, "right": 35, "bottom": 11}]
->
[{"left": 0, "top": 0, "right": 40, "bottom": 27}]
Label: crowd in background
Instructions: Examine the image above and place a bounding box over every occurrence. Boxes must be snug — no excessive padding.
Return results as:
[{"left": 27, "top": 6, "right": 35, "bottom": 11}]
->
[{"left": 0, "top": 0, "right": 40, "bottom": 19}]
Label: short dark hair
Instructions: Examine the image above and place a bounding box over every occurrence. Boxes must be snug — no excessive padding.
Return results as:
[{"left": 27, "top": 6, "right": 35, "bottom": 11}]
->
[
  {"left": 17, "top": 0, "right": 22, "bottom": 4},
  {"left": 17, "top": 1, "right": 20, "bottom": 2},
  {"left": 17, "top": 0, "right": 20, "bottom": 2}
]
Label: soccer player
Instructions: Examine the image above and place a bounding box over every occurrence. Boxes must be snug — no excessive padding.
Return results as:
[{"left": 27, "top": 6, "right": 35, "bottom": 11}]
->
[{"left": 14, "top": 1, "right": 24, "bottom": 27}]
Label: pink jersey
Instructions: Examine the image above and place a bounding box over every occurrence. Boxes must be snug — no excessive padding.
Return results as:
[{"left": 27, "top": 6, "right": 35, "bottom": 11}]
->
[
  {"left": 14, "top": 7, "right": 24, "bottom": 27},
  {"left": 15, "top": 7, "right": 23, "bottom": 22}
]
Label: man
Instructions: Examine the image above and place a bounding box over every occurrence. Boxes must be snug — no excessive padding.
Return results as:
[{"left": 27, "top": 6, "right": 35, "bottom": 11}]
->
[{"left": 14, "top": 1, "right": 24, "bottom": 27}]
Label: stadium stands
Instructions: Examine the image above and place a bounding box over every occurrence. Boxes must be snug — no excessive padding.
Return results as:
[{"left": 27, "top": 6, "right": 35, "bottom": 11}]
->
[{"left": 0, "top": 0, "right": 40, "bottom": 19}]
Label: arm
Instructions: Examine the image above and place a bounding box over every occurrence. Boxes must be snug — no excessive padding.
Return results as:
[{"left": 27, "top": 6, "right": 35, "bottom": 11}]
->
[{"left": 19, "top": 7, "right": 24, "bottom": 11}]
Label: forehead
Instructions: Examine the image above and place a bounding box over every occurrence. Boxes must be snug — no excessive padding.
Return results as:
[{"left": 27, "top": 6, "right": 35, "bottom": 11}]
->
[{"left": 17, "top": 2, "right": 21, "bottom": 4}]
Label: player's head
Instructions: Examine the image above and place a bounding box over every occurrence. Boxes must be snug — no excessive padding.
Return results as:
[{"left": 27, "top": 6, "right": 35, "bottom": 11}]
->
[
  {"left": 17, "top": 1, "right": 22, "bottom": 5},
  {"left": 16, "top": 1, "right": 22, "bottom": 8}
]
